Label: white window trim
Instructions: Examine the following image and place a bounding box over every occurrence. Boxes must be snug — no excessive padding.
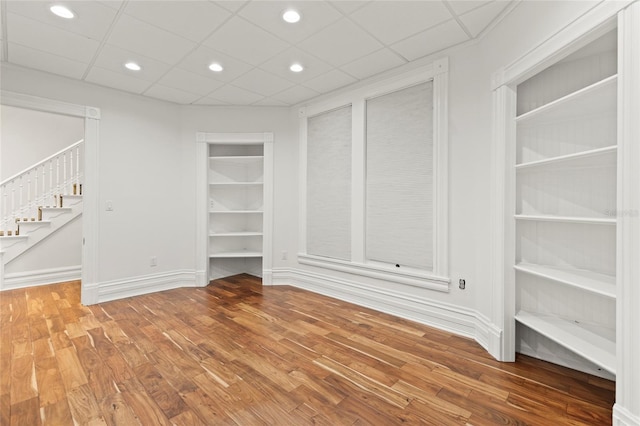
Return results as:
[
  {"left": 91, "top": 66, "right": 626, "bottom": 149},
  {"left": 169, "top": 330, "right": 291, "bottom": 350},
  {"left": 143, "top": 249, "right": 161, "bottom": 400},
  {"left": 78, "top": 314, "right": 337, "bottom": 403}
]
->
[{"left": 298, "top": 58, "right": 450, "bottom": 292}]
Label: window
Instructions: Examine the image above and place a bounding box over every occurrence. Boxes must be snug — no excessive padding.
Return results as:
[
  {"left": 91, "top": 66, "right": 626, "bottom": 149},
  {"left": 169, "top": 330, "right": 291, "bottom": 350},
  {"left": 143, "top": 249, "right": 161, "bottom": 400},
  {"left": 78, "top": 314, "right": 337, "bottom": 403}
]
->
[
  {"left": 306, "top": 106, "right": 352, "bottom": 261},
  {"left": 299, "top": 59, "right": 449, "bottom": 291},
  {"left": 366, "top": 82, "right": 434, "bottom": 270}
]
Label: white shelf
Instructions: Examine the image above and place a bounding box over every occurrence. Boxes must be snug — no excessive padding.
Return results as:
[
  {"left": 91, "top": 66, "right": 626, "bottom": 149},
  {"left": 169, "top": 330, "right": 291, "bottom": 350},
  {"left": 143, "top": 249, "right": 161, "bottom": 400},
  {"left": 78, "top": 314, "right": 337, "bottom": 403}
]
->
[
  {"left": 514, "top": 215, "right": 616, "bottom": 225},
  {"left": 515, "top": 146, "right": 617, "bottom": 170},
  {"left": 210, "top": 232, "right": 263, "bottom": 237},
  {"left": 209, "top": 250, "right": 262, "bottom": 258},
  {"left": 515, "top": 262, "right": 615, "bottom": 298},
  {"left": 210, "top": 155, "right": 263, "bottom": 161},
  {"left": 515, "top": 310, "right": 616, "bottom": 375},
  {"left": 516, "top": 75, "right": 617, "bottom": 125},
  {"left": 209, "top": 181, "right": 263, "bottom": 186},
  {"left": 209, "top": 210, "right": 263, "bottom": 214}
]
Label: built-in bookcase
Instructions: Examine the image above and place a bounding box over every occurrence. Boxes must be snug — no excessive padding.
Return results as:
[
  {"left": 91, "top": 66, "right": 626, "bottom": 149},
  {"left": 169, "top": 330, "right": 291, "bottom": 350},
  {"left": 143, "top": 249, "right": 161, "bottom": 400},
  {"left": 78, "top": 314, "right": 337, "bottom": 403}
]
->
[
  {"left": 513, "top": 29, "right": 618, "bottom": 378},
  {"left": 208, "top": 144, "right": 264, "bottom": 279},
  {"left": 196, "top": 132, "right": 273, "bottom": 284}
]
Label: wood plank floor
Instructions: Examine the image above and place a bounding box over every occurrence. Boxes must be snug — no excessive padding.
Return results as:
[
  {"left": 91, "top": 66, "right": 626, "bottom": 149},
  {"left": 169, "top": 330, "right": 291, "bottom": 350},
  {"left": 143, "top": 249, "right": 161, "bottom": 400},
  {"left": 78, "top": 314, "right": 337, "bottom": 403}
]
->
[{"left": 0, "top": 274, "right": 615, "bottom": 425}]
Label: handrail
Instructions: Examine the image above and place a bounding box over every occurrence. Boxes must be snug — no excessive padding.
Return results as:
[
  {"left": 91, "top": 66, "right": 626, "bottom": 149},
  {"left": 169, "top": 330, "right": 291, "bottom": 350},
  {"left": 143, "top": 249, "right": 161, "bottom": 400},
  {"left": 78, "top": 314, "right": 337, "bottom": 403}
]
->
[{"left": 1, "top": 139, "right": 84, "bottom": 186}]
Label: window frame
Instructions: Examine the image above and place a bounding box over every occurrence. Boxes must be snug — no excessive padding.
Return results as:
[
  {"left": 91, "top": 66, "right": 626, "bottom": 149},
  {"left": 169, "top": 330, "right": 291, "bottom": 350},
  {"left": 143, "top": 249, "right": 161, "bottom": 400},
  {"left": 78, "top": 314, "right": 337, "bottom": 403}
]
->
[{"left": 298, "top": 58, "right": 450, "bottom": 292}]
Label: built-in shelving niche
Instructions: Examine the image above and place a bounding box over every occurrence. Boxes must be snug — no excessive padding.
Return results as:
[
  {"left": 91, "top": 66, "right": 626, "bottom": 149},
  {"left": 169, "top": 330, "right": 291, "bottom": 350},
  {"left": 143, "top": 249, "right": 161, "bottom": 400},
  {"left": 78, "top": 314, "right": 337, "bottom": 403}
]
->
[
  {"left": 513, "top": 29, "right": 618, "bottom": 379},
  {"left": 208, "top": 143, "right": 265, "bottom": 280}
]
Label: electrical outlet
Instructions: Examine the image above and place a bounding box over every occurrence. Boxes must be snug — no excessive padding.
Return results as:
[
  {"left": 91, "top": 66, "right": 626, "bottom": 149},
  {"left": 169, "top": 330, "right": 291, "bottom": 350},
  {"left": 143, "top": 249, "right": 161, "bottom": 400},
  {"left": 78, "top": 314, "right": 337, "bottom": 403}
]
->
[
  {"left": 459, "top": 279, "right": 466, "bottom": 290},
  {"left": 281, "top": 251, "right": 288, "bottom": 260},
  {"left": 150, "top": 256, "right": 157, "bottom": 267}
]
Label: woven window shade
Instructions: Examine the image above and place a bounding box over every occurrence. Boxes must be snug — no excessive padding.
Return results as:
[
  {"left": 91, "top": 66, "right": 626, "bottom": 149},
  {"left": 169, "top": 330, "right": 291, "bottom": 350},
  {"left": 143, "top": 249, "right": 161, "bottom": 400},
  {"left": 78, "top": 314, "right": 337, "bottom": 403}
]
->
[
  {"left": 307, "top": 106, "right": 352, "bottom": 260},
  {"left": 365, "top": 82, "right": 433, "bottom": 270}
]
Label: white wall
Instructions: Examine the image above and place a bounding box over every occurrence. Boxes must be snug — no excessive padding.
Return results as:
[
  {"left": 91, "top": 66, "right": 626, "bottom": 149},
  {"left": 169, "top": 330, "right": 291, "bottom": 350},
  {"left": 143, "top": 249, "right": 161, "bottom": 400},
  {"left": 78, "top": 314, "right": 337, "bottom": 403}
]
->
[
  {"left": 1, "top": 105, "right": 84, "bottom": 181},
  {"left": 0, "top": 64, "right": 184, "bottom": 287},
  {"left": 177, "top": 105, "right": 297, "bottom": 276}
]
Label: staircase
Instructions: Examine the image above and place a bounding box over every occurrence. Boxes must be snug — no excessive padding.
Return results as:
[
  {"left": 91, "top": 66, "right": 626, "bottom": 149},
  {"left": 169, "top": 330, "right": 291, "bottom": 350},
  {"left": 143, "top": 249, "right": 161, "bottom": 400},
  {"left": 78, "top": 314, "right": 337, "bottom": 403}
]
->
[{"left": 1, "top": 140, "right": 84, "bottom": 266}]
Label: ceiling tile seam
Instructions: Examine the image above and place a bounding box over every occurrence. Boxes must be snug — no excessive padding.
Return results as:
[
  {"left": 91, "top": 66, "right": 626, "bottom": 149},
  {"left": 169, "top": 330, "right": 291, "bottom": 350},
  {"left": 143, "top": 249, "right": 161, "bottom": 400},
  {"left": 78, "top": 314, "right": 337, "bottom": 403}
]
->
[
  {"left": 297, "top": 7, "right": 401, "bottom": 83},
  {"left": 441, "top": 0, "right": 474, "bottom": 39},
  {"left": 267, "top": 83, "right": 320, "bottom": 104},
  {"left": 214, "top": 10, "right": 352, "bottom": 79},
  {"left": 326, "top": 2, "right": 451, "bottom": 67},
  {"left": 474, "top": 0, "right": 523, "bottom": 40},
  {"left": 189, "top": 82, "right": 268, "bottom": 107},
  {"left": 5, "top": 39, "right": 93, "bottom": 67},
  {"left": 139, "top": 1, "right": 252, "bottom": 98},
  {"left": 384, "top": 18, "right": 471, "bottom": 63},
  {"left": 1, "top": 0, "right": 8, "bottom": 62},
  {"left": 80, "top": 0, "right": 129, "bottom": 81}
]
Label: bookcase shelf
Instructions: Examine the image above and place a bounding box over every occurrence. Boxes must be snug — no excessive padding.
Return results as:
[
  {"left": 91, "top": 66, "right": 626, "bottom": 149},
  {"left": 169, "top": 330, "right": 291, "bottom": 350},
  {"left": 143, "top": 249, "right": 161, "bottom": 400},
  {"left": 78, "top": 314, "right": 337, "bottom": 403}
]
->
[
  {"left": 513, "top": 30, "right": 618, "bottom": 378},
  {"left": 515, "top": 310, "right": 616, "bottom": 375},
  {"left": 515, "top": 262, "right": 615, "bottom": 298},
  {"left": 207, "top": 142, "right": 265, "bottom": 280},
  {"left": 516, "top": 75, "right": 617, "bottom": 125}
]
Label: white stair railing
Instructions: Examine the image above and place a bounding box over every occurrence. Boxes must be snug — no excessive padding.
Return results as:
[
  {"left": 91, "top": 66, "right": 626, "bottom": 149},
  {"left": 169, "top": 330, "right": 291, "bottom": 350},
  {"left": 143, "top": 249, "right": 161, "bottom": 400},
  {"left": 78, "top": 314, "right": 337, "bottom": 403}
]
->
[{"left": 1, "top": 139, "right": 84, "bottom": 236}]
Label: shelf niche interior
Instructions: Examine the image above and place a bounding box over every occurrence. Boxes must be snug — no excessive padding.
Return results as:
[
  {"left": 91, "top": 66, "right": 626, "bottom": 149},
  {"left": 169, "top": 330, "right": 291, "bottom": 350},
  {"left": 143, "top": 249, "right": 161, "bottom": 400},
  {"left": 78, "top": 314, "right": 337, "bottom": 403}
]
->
[
  {"left": 208, "top": 142, "right": 265, "bottom": 281},
  {"left": 513, "top": 28, "right": 618, "bottom": 380}
]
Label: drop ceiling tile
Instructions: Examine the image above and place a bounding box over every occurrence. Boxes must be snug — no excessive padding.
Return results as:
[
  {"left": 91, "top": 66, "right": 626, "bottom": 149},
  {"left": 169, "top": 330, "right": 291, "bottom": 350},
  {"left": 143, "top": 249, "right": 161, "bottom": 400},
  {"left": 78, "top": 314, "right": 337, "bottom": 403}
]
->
[
  {"left": 122, "top": 1, "right": 231, "bottom": 43},
  {"left": 303, "top": 69, "right": 357, "bottom": 94},
  {"left": 213, "top": 1, "right": 248, "bottom": 13},
  {"left": 459, "top": 1, "right": 511, "bottom": 37},
  {"left": 207, "top": 85, "right": 264, "bottom": 105},
  {"left": 297, "top": 18, "right": 383, "bottom": 67},
  {"left": 8, "top": 42, "right": 87, "bottom": 79},
  {"left": 391, "top": 20, "right": 470, "bottom": 61},
  {"left": 6, "top": 13, "right": 99, "bottom": 63},
  {"left": 230, "top": 68, "right": 295, "bottom": 97},
  {"left": 253, "top": 98, "right": 289, "bottom": 107},
  {"left": 106, "top": 14, "right": 197, "bottom": 65},
  {"left": 258, "top": 47, "right": 333, "bottom": 83},
  {"left": 193, "top": 96, "right": 230, "bottom": 106},
  {"left": 448, "top": 1, "right": 493, "bottom": 16},
  {"left": 202, "top": 16, "right": 289, "bottom": 66},
  {"left": 6, "top": 1, "right": 118, "bottom": 41},
  {"left": 272, "top": 85, "right": 320, "bottom": 105},
  {"left": 85, "top": 66, "right": 153, "bottom": 94},
  {"left": 99, "top": 1, "right": 124, "bottom": 10},
  {"left": 238, "top": 1, "right": 342, "bottom": 44},
  {"left": 157, "top": 68, "right": 224, "bottom": 96},
  {"left": 144, "top": 84, "right": 201, "bottom": 105},
  {"left": 92, "top": 44, "right": 172, "bottom": 82},
  {"left": 331, "top": 1, "right": 370, "bottom": 15},
  {"left": 178, "top": 45, "right": 253, "bottom": 83},
  {"left": 341, "top": 48, "right": 407, "bottom": 80},
  {"left": 350, "top": 1, "right": 452, "bottom": 45}
]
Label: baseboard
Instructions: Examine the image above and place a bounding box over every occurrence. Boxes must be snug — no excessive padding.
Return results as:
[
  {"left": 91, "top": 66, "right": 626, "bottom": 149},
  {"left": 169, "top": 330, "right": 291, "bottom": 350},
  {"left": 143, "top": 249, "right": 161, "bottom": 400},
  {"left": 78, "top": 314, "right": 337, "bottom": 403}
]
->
[
  {"left": 2, "top": 265, "right": 81, "bottom": 290},
  {"left": 614, "top": 404, "right": 640, "bottom": 426},
  {"left": 272, "top": 267, "right": 494, "bottom": 344},
  {"left": 92, "top": 269, "right": 197, "bottom": 303}
]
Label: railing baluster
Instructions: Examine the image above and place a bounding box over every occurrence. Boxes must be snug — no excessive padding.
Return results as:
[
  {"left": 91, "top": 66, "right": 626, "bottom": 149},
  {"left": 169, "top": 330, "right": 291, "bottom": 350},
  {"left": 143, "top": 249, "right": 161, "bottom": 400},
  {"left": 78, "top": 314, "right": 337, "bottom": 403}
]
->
[
  {"left": 49, "top": 159, "right": 53, "bottom": 205},
  {"left": 1, "top": 140, "right": 83, "bottom": 233},
  {"left": 63, "top": 153, "right": 67, "bottom": 194}
]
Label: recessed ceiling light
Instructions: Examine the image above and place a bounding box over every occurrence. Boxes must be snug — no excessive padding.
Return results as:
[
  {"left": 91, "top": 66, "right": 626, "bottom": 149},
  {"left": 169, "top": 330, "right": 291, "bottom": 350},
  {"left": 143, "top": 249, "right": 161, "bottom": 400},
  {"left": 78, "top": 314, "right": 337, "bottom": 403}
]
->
[
  {"left": 124, "top": 62, "right": 141, "bottom": 71},
  {"left": 282, "top": 9, "right": 301, "bottom": 23},
  {"left": 208, "top": 63, "right": 223, "bottom": 72},
  {"left": 290, "top": 63, "right": 304, "bottom": 73},
  {"left": 50, "top": 4, "right": 75, "bottom": 19}
]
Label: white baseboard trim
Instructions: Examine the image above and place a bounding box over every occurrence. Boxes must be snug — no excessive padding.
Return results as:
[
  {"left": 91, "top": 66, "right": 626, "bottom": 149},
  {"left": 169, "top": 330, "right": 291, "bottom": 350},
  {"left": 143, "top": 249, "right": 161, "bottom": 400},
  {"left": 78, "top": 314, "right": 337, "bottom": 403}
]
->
[
  {"left": 614, "top": 404, "right": 640, "bottom": 426},
  {"left": 2, "top": 265, "right": 81, "bottom": 291},
  {"left": 272, "top": 267, "right": 497, "bottom": 347},
  {"left": 89, "top": 269, "right": 197, "bottom": 303}
]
